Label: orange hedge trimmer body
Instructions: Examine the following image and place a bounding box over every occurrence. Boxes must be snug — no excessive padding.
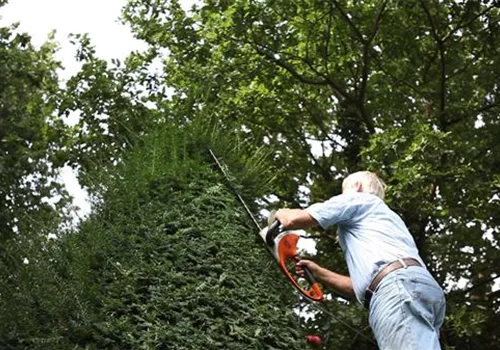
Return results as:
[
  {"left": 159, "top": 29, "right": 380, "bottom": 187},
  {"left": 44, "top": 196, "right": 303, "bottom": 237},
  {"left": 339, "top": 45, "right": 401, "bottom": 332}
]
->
[{"left": 259, "top": 220, "right": 323, "bottom": 302}]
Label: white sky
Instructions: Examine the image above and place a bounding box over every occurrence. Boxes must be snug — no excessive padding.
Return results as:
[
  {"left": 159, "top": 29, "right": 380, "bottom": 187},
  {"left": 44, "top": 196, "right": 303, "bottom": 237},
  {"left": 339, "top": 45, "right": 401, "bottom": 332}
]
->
[{"left": 0, "top": 0, "right": 149, "bottom": 81}]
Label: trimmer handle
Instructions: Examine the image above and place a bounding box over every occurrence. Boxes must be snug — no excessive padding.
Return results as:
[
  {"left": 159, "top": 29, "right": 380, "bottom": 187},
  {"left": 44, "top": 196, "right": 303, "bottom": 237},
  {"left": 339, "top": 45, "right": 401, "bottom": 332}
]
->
[
  {"left": 301, "top": 262, "right": 318, "bottom": 290},
  {"left": 266, "top": 220, "right": 281, "bottom": 246}
]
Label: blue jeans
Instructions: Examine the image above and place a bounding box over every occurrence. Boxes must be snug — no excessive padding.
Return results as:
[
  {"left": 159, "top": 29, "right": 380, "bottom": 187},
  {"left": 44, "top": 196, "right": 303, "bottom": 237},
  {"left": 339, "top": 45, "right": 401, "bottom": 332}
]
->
[{"left": 368, "top": 266, "right": 446, "bottom": 350}]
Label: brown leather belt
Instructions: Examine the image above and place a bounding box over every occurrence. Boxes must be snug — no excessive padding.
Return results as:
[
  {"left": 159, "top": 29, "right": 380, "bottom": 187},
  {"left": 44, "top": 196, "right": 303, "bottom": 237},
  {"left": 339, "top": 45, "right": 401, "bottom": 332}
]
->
[{"left": 364, "top": 258, "right": 422, "bottom": 310}]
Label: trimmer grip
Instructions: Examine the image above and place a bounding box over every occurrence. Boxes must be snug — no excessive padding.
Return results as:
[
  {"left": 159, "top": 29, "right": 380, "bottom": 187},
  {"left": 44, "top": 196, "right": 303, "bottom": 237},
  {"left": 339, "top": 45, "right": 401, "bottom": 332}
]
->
[
  {"left": 266, "top": 220, "right": 281, "bottom": 247},
  {"left": 302, "top": 264, "right": 317, "bottom": 287}
]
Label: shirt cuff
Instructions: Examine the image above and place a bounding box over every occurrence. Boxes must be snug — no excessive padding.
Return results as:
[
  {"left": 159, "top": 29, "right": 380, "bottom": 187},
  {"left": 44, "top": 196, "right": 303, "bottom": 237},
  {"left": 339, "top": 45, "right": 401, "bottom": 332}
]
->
[{"left": 305, "top": 205, "right": 329, "bottom": 230}]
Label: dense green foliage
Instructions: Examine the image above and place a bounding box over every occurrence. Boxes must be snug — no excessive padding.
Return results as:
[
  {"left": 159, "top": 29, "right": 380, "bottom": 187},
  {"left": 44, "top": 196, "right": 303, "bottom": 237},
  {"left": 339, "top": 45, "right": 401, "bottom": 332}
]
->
[
  {"left": 0, "top": 19, "right": 75, "bottom": 349},
  {"left": 1, "top": 0, "right": 499, "bottom": 349},
  {"left": 51, "top": 125, "right": 307, "bottom": 349},
  {"left": 0, "top": 23, "right": 68, "bottom": 241}
]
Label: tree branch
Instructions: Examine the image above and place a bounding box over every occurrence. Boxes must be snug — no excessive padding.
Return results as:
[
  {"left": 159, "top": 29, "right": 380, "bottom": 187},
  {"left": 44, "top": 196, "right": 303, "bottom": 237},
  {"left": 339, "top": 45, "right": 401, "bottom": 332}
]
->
[
  {"left": 444, "top": 101, "right": 500, "bottom": 129},
  {"left": 254, "top": 44, "right": 328, "bottom": 85},
  {"left": 463, "top": 275, "right": 500, "bottom": 295},
  {"left": 301, "top": 101, "right": 346, "bottom": 151},
  {"left": 294, "top": 127, "right": 334, "bottom": 183},
  {"left": 328, "top": 0, "right": 366, "bottom": 43},
  {"left": 359, "top": 0, "right": 388, "bottom": 105},
  {"left": 252, "top": 41, "right": 352, "bottom": 101},
  {"left": 371, "top": 55, "right": 425, "bottom": 96},
  {"left": 420, "top": 0, "right": 447, "bottom": 124},
  {"left": 446, "top": 50, "right": 482, "bottom": 80},
  {"left": 367, "top": 0, "right": 389, "bottom": 44},
  {"left": 323, "top": 1, "right": 335, "bottom": 77}
]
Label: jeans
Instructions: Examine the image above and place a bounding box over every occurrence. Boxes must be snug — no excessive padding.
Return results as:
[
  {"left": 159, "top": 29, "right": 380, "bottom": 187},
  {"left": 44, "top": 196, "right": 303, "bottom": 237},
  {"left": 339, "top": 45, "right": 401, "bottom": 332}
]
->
[{"left": 368, "top": 266, "right": 446, "bottom": 350}]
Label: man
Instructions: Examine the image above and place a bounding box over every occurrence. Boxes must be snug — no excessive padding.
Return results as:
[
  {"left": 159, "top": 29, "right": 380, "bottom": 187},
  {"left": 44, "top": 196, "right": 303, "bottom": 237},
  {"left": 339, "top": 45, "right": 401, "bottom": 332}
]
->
[{"left": 275, "top": 171, "right": 446, "bottom": 350}]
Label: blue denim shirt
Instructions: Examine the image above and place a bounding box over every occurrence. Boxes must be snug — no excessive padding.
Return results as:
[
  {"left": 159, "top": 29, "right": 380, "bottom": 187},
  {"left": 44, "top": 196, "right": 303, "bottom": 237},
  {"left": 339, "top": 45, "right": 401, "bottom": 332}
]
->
[{"left": 305, "top": 192, "right": 425, "bottom": 303}]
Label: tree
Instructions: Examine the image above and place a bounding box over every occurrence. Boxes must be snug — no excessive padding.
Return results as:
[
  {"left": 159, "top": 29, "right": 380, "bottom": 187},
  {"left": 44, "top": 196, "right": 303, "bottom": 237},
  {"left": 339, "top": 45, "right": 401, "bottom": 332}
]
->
[
  {"left": 0, "top": 18, "right": 78, "bottom": 348},
  {"left": 0, "top": 23, "right": 69, "bottom": 244}
]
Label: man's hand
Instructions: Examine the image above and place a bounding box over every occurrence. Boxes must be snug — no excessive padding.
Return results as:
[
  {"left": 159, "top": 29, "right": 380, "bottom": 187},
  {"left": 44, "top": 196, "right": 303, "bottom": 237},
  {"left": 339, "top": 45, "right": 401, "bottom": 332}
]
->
[
  {"left": 274, "top": 208, "right": 298, "bottom": 228},
  {"left": 296, "top": 260, "right": 324, "bottom": 281},
  {"left": 297, "top": 260, "right": 355, "bottom": 299},
  {"left": 275, "top": 208, "right": 318, "bottom": 229}
]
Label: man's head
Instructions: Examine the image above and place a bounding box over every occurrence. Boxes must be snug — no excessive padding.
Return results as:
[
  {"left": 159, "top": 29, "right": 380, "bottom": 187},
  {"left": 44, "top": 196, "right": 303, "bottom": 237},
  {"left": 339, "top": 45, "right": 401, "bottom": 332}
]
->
[{"left": 342, "top": 171, "right": 387, "bottom": 199}]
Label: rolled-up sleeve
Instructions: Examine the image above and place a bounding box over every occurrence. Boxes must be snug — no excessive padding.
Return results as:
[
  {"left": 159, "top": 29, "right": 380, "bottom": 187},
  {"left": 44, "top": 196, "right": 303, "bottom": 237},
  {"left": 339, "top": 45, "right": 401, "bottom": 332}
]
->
[{"left": 305, "top": 193, "right": 363, "bottom": 229}]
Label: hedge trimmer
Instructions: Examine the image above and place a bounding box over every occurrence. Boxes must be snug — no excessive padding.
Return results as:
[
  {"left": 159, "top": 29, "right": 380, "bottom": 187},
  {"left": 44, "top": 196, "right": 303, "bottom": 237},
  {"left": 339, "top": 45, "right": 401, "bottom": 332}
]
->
[{"left": 208, "top": 149, "right": 323, "bottom": 302}]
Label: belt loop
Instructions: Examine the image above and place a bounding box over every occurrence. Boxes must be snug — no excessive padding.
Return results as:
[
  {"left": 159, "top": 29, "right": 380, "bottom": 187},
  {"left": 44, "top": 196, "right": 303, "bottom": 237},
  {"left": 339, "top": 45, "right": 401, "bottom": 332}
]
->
[
  {"left": 398, "top": 258, "right": 408, "bottom": 269},
  {"left": 364, "top": 289, "right": 373, "bottom": 310}
]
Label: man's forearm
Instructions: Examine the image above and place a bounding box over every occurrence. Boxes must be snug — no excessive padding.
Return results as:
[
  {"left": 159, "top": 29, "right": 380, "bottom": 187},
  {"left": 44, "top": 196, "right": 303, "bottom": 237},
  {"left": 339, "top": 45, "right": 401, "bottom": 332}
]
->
[
  {"left": 315, "top": 267, "right": 355, "bottom": 300},
  {"left": 275, "top": 208, "right": 319, "bottom": 229}
]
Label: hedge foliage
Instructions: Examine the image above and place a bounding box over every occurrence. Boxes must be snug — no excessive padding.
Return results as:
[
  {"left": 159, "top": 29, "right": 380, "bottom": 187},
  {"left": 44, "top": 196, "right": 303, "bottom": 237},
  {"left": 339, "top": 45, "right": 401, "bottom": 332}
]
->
[{"left": 46, "top": 123, "right": 307, "bottom": 349}]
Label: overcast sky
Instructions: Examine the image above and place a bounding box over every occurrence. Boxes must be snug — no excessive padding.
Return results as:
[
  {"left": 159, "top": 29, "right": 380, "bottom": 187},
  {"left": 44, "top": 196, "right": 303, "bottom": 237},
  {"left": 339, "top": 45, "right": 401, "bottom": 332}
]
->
[{"left": 0, "top": 0, "right": 151, "bottom": 80}]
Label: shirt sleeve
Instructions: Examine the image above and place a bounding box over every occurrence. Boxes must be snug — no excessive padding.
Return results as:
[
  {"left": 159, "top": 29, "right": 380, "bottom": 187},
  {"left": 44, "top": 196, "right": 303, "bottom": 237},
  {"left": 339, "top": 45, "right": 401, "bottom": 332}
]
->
[{"left": 305, "top": 193, "right": 369, "bottom": 229}]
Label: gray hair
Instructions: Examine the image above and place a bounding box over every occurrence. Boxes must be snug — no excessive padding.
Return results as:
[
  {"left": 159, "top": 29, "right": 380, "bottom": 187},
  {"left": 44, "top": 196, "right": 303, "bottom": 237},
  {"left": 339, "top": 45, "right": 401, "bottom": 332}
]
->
[{"left": 342, "top": 171, "right": 387, "bottom": 199}]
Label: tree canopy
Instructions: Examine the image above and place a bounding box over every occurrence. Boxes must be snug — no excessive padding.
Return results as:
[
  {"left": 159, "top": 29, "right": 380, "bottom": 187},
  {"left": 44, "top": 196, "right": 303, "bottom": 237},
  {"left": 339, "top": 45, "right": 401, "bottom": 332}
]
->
[{"left": 121, "top": 1, "right": 500, "bottom": 347}]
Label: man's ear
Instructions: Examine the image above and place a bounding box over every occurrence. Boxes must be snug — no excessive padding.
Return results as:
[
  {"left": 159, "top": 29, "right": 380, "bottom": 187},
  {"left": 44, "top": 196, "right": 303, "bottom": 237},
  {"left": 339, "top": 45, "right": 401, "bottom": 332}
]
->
[{"left": 355, "top": 181, "right": 363, "bottom": 192}]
